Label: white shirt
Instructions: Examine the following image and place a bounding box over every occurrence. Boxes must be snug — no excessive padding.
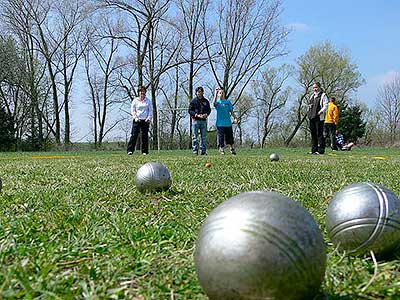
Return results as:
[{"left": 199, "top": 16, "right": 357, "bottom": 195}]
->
[{"left": 130, "top": 97, "right": 153, "bottom": 121}]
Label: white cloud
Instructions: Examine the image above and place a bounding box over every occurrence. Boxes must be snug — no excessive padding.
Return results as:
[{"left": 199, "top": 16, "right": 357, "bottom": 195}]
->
[
  {"left": 372, "top": 70, "right": 400, "bottom": 85},
  {"left": 286, "top": 22, "right": 310, "bottom": 32},
  {"left": 358, "top": 70, "right": 400, "bottom": 107}
]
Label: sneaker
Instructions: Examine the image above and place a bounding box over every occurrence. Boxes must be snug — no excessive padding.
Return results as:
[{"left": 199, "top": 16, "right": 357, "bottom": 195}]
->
[
  {"left": 313, "top": 151, "right": 320, "bottom": 155},
  {"left": 230, "top": 149, "right": 236, "bottom": 155},
  {"left": 201, "top": 152, "right": 207, "bottom": 156},
  {"left": 219, "top": 148, "right": 225, "bottom": 155},
  {"left": 143, "top": 153, "right": 147, "bottom": 156},
  {"left": 128, "top": 151, "right": 133, "bottom": 155},
  {"left": 193, "top": 151, "right": 198, "bottom": 155}
]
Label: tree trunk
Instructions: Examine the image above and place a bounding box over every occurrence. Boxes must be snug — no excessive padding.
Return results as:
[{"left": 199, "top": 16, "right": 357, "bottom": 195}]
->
[{"left": 284, "top": 114, "right": 307, "bottom": 146}]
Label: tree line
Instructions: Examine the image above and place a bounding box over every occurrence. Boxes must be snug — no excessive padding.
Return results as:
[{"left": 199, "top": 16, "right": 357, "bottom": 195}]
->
[{"left": 0, "top": 0, "right": 397, "bottom": 151}]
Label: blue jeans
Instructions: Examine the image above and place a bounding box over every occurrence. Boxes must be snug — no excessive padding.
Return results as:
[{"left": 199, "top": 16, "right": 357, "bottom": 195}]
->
[{"left": 192, "top": 120, "right": 207, "bottom": 154}]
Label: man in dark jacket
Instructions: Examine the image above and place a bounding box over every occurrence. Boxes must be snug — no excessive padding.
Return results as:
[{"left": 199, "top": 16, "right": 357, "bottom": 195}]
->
[{"left": 188, "top": 86, "right": 211, "bottom": 155}]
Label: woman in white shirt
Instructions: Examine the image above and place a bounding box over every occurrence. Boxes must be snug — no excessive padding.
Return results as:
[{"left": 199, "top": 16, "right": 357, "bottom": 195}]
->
[{"left": 127, "top": 86, "right": 153, "bottom": 155}]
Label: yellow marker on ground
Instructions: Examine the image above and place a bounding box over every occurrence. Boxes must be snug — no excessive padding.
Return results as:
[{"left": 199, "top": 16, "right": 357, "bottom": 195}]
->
[
  {"left": 31, "top": 155, "right": 79, "bottom": 159},
  {"left": 373, "top": 156, "right": 389, "bottom": 160}
]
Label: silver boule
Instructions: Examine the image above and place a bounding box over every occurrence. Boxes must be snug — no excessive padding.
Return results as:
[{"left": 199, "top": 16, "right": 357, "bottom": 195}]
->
[
  {"left": 135, "top": 162, "right": 171, "bottom": 193},
  {"left": 195, "top": 191, "right": 326, "bottom": 300},
  {"left": 270, "top": 153, "right": 279, "bottom": 161},
  {"left": 326, "top": 182, "right": 400, "bottom": 256}
]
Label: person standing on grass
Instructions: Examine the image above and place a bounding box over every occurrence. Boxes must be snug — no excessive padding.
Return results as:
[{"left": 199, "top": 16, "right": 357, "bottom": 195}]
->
[
  {"left": 188, "top": 86, "right": 211, "bottom": 155},
  {"left": 307, "top": 82, "right": 328, "bottom": 154},
  {"left": 324, "top": 97, "right": 339, "bottom": 150},
  {"left": 213, "top": 87, "right": 238, "bottom": 155},
  {"left": 127, "top": 86, "right": 153, "bottom": 156}
]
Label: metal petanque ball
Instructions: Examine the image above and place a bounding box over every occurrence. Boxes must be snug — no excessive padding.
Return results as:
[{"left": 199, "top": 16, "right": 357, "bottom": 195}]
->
[
  {"left": 135, "top": 162, "right": 171, "bottom": 193},
  {"left": 195, "top": 191, "right": 326, "bottom": 300},
  {"left": 326, "top": 182, "right": 400, "bottom": 256},
  {"left": 270, "top": 153, "right": 279, "bottom": 161}
]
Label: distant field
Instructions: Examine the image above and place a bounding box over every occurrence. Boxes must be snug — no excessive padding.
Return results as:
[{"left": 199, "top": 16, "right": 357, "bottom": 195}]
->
[{"left": 1, "top": 147, "right": 400, "bottom": 299}]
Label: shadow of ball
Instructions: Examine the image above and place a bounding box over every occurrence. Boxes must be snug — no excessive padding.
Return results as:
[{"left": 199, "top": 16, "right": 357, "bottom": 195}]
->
[
  {"left": 326, "top": 182, "right": 400, "bottom": 256},
  {"left": 135, "top": 162, "right": 172, "bottom": 193},
  {"left": 195, "top": 191, "right": 326, "bottom": 300}
]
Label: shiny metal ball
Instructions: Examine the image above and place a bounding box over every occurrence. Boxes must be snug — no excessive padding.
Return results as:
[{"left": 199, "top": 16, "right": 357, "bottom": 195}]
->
[
  {"left": 270, "top": 153, "right": 279, "bottom": 161},
  {"left": 326, "top": 182, "right": 400, "bottom": 256},
  {"left": 195, "top": 191, "right": 326, "bottom": 300},
  {"left": 135, "top": 162, "right": 171, "bottom": 193}
]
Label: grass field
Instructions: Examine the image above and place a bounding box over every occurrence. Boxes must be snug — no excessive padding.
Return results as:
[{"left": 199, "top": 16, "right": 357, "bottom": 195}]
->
[{"left": 1, "top": 147, "right": 400, "bottom": 299}]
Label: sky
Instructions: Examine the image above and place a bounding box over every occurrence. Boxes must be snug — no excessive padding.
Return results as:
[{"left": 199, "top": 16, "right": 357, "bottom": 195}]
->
[
  {"left": 71, "top": 0, "right": 400, "bottom": 142},
  {"left": 280, "top": 0, "right": 400, "bottom": 107}
]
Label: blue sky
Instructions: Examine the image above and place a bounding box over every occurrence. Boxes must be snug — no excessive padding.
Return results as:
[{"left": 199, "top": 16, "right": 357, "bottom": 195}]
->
[{"left": 280, "top": 0, "right": 400, "bottom": 107}]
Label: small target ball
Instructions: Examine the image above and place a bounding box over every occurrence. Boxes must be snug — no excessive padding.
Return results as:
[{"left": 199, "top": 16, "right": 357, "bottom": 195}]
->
[
  {"left": 195, "top": 191, "right": 326, "bottom": 300},
  {"left": 270, "top": 153, "right": 279, "bottom": 161},
  {"left": 326, "top": 182, "right": 400, "bottom": 256},
  {"left": 135, "top": 162, "right": 172, "bottom": 193},
  {"left": 205, "top": 162, "right": 212, "bottom": 169}
]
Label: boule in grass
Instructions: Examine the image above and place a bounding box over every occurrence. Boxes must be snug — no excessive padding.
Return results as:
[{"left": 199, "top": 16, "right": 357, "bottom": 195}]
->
[
  {"left": 135, "top": 162, "right": 172, "bottom": 193},
  {"left": 195, "top": 191, "right": 326, "bottom": 300},
  {"left": 270, "top": 153, "right": 279, "bottom": 161},
  {"left": 205, "top": 162, "right": 212, "bottom": 169},
  {"left": 326, "top": 182, "right": 400, "bottom": 256}
]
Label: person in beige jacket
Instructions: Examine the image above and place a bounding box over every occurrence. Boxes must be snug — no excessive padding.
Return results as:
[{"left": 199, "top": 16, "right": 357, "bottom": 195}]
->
[{"left": 307, "top": 82, "right": 328, "bottom": 154}]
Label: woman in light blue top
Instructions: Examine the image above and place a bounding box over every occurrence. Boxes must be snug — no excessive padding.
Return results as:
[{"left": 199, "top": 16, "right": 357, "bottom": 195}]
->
[{"left": 213, "top": 87, "right": 238, "bottom": 155}]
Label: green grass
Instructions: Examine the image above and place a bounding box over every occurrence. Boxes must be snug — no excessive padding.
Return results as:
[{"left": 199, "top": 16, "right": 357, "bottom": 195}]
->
[{"left": 1, "top": 147, "right": 400, "bottom": 299}]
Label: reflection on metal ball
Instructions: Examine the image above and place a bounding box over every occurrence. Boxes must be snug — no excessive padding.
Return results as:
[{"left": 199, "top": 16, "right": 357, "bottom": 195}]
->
[
  {"left": 326, "top": 182, "right": 400, "bottom": 256},
  {"left": 270, "top": 153, "right": 279, "bottom": 161},
  {"left": 135, "top": 162, "right": 171, "bottom": 193},
  {"left": 195, "top": 191, "right": 326, "bottom": 300}
]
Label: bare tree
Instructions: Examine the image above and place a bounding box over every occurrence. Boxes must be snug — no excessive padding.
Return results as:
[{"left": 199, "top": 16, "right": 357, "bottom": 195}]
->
[
  {"left": 52, "top": 0, "right": 90, "bottom": 145},
  {"left": 376, "top": 74, "right": 400, "bottom": 144},
  {"left": 204, "top": 0, "right": 288, "bottom": 102},
  {"left": 175, "top": 0, "right": 210, "bottom": 101},
  {"left": 253, "top": 64, "right": 292, "bottom": 148},
  {"left": 84, "top": 15, "right": 125, "bottom": 147},
  {"left": 0, "top": 0, "right": 56, "bottom": 146},
  {"left": 175, "top": 0, "right": 210, "bottom": 145},
  {"left": 98, "top": 0, "right": 169, "bottom": 86},
  {"left": 22, "top": 0, "right": 66, "bottom": 143}
]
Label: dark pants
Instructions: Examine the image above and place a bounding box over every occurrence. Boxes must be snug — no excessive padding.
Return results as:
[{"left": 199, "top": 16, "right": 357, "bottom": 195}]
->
[
  {"left": 127, "top": 120, "right": 149, "bottom": 154},
  {"left": 309, "top": 118, "right": 325, "bottom": 154},
  {"left": 324, "top": 123, "right": 338, "bottom": 150},
  {"left": 217, "top": 126, "right": 234, "bottom": 148}
]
